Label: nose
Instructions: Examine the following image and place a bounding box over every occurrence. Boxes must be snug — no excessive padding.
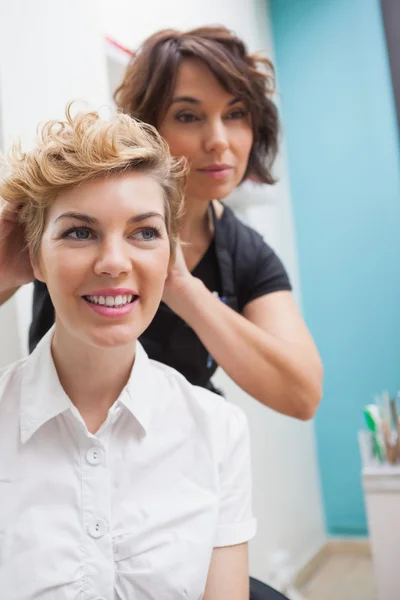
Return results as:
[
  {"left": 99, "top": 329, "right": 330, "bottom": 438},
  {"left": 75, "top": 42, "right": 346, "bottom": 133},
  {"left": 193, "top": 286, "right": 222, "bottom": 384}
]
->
[
  {"left": 93, "top": 238, "right": 132, "bottom": 278},
  {"left": 203, "top": 118, "right": 229, "bottom": 155}
]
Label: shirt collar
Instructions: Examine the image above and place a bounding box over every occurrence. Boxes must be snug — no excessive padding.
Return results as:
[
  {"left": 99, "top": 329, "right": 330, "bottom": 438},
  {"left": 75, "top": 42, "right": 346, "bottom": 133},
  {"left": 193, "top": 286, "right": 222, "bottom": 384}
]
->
[
  {"left": 119, "top": 340, "right": 162, "bottom": 435},
  {"left": 20, "top": 327, "right": 72, "bottom": 444},
  {"left": 20, "top": 327, "right": 162, "bottom": 444}
]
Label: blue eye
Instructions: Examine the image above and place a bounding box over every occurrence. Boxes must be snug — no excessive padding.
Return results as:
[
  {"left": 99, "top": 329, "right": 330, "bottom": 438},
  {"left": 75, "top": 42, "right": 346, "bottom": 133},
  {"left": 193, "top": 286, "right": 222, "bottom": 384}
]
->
[
  {"left": 63, "top": 227, "right": 93, "bottom": 240},
  {"left": 141, "top": 229, "right": 155, "bottom": 240},
  {"left": 136, "top": 227, "right": 162, "bottom": 242},
  {"left": 61, "top": 226, "right": 162, "bottom": 243}
]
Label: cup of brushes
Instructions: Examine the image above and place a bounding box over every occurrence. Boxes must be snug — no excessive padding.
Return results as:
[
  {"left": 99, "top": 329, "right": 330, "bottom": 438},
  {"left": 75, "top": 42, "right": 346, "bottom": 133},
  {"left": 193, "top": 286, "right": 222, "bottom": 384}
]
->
[{"left": 364, "top": 392, "right": 400, "bottom": 465}]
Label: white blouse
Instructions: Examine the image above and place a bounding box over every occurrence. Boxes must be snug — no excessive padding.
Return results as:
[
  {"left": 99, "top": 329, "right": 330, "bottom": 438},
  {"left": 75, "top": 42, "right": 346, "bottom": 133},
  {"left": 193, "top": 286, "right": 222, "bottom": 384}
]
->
[{"left": 0, "top": 329, "right": 256, "bottom": 600}]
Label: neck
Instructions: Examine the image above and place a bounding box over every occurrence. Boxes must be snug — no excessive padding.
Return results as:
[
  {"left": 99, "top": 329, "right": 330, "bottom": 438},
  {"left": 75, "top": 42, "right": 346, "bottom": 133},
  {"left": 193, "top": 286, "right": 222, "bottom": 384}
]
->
[
  {"left": 180, "top": 198, "right": 212, "bottom": 243},
  {"left": 51, "top": 321, "right": 136, "bottom": 433}
]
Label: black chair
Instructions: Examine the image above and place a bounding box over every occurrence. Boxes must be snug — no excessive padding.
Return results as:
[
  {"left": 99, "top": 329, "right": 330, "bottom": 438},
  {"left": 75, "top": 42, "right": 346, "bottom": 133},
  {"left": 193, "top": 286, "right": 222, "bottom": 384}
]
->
[{"left": 250, "top": 577, "right": 290, "bottom": 600}]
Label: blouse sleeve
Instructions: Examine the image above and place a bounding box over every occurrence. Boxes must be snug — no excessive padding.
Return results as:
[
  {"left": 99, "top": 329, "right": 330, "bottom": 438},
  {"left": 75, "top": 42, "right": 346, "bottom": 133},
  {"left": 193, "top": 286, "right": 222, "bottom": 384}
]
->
[
  {"left": 214, "top": 403, "right": 257, "bottom": 547},
  {"left": 238, "top": 236, "right": 292, "bottom": 312}
]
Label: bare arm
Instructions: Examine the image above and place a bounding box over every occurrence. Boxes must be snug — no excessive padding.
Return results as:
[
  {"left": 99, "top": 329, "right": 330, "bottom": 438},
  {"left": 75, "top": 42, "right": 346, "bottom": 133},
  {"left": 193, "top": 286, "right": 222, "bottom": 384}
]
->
[
  {"left": 165, "top": 267, "right": 322, "bottom": 420},
  {"left": 203, "top": 544, "right": 249, "bottom": 600}
]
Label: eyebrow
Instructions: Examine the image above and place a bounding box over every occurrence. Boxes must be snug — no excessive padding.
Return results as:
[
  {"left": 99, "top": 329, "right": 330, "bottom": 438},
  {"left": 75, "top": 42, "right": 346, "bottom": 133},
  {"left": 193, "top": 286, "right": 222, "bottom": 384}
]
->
[
  {"left": 170, "top": 95, "right": 243, "bottom": 107},
  {"left": 54, "top": 211, "right": 165, "bottom": 225}
]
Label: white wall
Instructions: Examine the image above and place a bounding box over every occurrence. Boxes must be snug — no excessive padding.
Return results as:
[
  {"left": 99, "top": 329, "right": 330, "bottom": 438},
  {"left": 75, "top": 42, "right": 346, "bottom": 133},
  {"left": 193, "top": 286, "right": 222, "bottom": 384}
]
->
[
  {"left": 0, "top": 0, "right": 110, "bottom": 359},
  {"left": 99, "top": 0, "right": 270, "bottom": 54},
  {"left": 0, "top": 60, "right": 20, "bottom": 369},
  {"left": 101, "top": 0, "right": 326, "bottom": 581}
]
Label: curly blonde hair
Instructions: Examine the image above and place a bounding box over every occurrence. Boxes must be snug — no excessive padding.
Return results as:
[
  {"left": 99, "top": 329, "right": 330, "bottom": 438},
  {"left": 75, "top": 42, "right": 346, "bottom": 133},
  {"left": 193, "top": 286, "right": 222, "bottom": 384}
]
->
[{"left": 0, "top": 103, "right": 187, "bottom": 256}]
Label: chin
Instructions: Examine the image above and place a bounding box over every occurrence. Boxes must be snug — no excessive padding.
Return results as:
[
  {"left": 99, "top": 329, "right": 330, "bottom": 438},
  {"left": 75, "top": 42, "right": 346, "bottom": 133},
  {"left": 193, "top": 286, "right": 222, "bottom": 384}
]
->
[
  {"left": 73, "top": 323, "right": 143, "bottom": 351},
  {"left": 55, "top": 301, "right": 157, "bottom": 351},
  {"left": 197, "top": 181, "right": 237, "bottom": 202}
]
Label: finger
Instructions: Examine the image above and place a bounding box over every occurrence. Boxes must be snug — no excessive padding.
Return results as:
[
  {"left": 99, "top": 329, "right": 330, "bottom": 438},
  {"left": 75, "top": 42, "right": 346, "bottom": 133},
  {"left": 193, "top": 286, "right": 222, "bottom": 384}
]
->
[
  {"left": 0, "top": 205, "right": 18, "bottom": 222},
  {"left": 0, "top": 217, "right": 16, "bottom": 236}
]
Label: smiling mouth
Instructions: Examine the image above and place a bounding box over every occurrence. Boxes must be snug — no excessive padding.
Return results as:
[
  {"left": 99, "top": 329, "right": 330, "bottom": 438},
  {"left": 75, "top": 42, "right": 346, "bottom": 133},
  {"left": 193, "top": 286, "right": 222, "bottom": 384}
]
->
[{"left": 83, "top": 294, "right": 138, "bottom": 308}]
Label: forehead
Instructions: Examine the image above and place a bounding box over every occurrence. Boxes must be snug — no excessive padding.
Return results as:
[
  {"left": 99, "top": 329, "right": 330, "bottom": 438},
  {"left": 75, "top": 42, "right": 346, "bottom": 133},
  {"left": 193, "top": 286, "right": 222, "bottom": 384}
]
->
[
  {"left": 47, "top": 172, "right": 165, "bottom": 220},
  {"left": 173, "top": 58, "right": 236, "bottom": 104}
]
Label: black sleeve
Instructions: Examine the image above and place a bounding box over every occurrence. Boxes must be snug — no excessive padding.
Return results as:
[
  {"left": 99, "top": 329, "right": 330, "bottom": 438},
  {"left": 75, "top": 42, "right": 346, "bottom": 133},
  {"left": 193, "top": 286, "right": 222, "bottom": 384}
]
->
[{"left": 237, "top": 236, "right": 292, "bottom": 312}]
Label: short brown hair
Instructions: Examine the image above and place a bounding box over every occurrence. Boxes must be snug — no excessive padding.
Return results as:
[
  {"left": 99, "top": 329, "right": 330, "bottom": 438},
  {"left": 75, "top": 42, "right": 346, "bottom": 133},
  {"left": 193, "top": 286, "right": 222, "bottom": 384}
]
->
[
  {"left": 114, "top": 26, "right": 278, "bottom": 184},
  {"left": 0, "top": 103, "right": 186, "bottom": 257}
]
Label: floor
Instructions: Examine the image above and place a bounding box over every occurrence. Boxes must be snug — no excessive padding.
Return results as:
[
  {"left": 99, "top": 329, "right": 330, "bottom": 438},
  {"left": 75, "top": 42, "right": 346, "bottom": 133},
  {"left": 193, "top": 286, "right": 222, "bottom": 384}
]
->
[{"left": 298, "top": 554, "right": 377, "bottom": 600}]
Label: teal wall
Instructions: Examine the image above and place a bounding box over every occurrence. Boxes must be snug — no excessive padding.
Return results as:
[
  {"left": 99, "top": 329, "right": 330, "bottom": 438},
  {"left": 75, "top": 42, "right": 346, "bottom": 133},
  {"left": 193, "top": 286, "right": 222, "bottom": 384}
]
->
[{"left": 270, "top": 0, "right": 400, "bottom": 534}]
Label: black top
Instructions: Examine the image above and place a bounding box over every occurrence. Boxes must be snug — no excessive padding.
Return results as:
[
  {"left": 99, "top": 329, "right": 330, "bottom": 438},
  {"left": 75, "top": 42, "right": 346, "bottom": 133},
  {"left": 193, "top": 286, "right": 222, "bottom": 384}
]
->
[{"left": 29, "top": 203, "right": 291, "bottom": 388}]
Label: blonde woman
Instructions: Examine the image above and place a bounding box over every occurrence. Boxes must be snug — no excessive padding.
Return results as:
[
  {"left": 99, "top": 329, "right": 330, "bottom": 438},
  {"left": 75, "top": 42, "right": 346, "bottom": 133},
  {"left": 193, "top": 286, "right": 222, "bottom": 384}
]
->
[{"left": 0, "top": 106, "right": 255, "bottom": 599}]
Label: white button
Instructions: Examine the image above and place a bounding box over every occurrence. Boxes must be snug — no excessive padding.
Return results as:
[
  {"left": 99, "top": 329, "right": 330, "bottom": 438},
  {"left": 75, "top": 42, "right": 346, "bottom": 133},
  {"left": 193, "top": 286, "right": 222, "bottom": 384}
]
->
[
  {"left": 86, "top": 447, "right": 102, "bottom": 466},
  {"left": 88, "top": 518, "right": 107, "bottom": 539}
]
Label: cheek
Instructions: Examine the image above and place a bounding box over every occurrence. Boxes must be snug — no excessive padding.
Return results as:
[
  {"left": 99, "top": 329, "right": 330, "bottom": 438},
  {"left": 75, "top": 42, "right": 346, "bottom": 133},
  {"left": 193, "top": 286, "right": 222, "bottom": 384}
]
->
[
  {"left": 140, "top": 249, "right": 170, "bottom": 289},
  {"left": 35, "top": 243, "right": 89, "bottom": 293},
  {"left": 238, "top": 128, "right": 253, "bottom": 158},
  {"left": 232, "top": 129, "right": 253, "bottom": 177},
  {"left": 161, "top": 127, "right": 198, "bottom": 162}
]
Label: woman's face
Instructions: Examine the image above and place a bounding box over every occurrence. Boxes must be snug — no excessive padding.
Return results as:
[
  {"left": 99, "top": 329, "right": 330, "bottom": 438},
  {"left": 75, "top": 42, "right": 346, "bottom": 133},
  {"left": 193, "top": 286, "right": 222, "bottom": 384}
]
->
[
  {"left": 33, "top": 172, "right": 170, "bottom": 349},
  {"left": 158, "top": 58, "right": 253, "bottom": 204}
]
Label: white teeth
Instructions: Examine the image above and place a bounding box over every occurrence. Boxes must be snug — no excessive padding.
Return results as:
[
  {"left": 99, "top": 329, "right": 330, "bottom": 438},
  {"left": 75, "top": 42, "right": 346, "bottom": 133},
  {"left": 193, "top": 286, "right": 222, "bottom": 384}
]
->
[{"left": 86, "top": 294, "right": 135, "bottom": 307}]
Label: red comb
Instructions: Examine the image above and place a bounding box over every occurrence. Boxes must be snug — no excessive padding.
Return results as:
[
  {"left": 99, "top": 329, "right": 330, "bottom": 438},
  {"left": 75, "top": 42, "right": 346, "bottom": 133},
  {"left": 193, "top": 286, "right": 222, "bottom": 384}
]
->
[{"left": 105, "top": 36, "right": 134, "bottom": 57}]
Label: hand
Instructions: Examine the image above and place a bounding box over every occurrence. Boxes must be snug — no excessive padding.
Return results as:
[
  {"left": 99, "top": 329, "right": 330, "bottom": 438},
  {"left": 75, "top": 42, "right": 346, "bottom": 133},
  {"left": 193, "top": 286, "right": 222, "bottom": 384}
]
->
[
  {"left": 162, "top": 241, "right": 194, "bottom": 314},
  {"left": 0, "top": 206, "right": 34, "bottom": 292}
]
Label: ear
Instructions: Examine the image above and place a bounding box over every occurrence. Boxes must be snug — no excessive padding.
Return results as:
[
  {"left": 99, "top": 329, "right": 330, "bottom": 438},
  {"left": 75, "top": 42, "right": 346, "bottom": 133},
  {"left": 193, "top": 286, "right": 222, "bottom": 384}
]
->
[{"left": 29, "top": 247, "right": 45, "bottom": 283}]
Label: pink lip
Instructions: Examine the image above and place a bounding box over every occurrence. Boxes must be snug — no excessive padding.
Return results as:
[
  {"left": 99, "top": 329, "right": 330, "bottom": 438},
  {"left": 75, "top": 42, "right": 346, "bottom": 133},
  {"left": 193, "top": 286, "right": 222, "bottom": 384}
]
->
[
  {"left": 197, "top": 165, "right": 233, "bottom": 180},
  {"left": 83, "top": 296, "right": 138, "bottom": 318},
  {"left": 198, "top": 163, "right": 232, "bottom": 171},
  {"left": 83, "top": 288, "right": 137, "bottom": 297}
]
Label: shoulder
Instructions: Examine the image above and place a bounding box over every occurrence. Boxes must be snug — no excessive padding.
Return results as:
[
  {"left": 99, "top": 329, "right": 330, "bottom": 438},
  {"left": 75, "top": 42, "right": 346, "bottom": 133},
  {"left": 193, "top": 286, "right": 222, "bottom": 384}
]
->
[
  {"left": 218, "top": 204, "right": 291, "bottom": 308},
  {"left": 219, "top": 203, "right": 282, "bottom": 272},
  {"left": 148, "top": 358, "right": 249, "bottom": 453},
  {"left": 149, "top": 357, "right": 226, "bottom": 415},
  {"left": 218, "top": 203, "right": 266, "bottom": 254}
]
